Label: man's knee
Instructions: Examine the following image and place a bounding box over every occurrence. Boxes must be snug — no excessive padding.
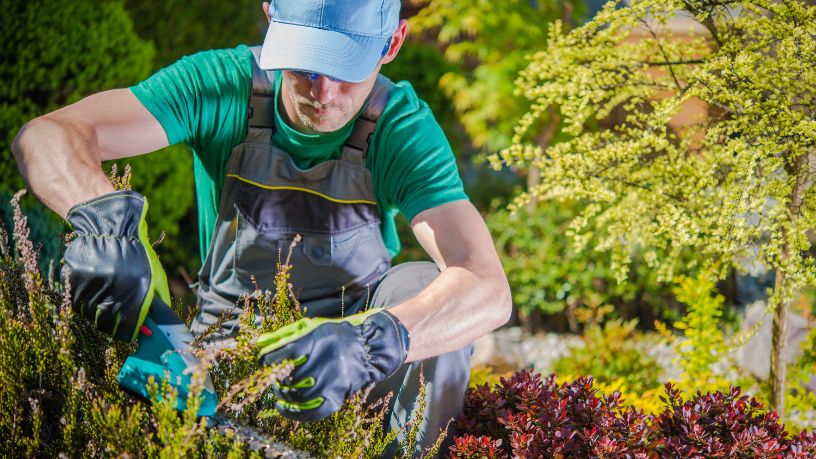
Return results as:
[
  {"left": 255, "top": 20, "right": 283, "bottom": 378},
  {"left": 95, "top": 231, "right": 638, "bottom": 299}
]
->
[{"left": 370, "top": 261, "right": 440, "bottom": 309}]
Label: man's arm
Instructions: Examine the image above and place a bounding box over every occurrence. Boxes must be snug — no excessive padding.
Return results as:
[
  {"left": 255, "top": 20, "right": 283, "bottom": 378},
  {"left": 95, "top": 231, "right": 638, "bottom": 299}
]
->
[
  {"left": 11, "top": 88, "right": 169, "bottom": 218},
  {"left": 389, "top": 200, "right": 512, "bottom": 362}
]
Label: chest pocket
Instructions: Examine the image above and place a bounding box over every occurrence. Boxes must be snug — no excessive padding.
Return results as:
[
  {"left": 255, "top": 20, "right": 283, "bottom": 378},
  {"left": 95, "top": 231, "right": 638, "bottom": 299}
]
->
[{"left": 230, "top": 170, "right": 390, "bottom": 304}]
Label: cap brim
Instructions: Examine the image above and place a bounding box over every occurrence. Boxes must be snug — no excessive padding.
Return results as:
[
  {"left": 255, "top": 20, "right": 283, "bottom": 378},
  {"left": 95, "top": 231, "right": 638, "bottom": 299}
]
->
[{"left": 260, "top": 21, "right": 386, "bottom": 83}]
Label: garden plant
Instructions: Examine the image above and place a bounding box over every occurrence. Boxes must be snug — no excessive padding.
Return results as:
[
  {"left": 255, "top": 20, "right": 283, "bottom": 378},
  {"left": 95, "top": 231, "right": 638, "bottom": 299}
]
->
[
  {"left": 449, "top": 369, "right": 816, "bottom": 458},
  {"left": 0, "top": 175, "right": 443, "bottom": 457},
  {"left": 494, "top": 0, "right": 816, "bottom": 416}
]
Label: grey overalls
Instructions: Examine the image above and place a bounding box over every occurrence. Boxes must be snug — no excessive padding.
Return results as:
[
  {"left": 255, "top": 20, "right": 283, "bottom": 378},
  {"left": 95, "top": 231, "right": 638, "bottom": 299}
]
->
[{"left": 190, "top": 47, "right": 472, "bottom": 457}]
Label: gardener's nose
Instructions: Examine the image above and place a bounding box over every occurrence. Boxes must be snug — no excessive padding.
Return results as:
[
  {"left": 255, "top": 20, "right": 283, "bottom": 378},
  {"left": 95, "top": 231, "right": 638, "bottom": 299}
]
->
[{"left": 309, "top": 76, "right": 340, "bottom": 105}]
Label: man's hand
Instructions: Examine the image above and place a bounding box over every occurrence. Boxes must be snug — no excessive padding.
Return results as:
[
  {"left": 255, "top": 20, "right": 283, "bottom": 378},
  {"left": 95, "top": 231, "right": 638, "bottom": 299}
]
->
[
  {"left": 257, "top": 308, "right": 410, "bottom": 421},
  {"left": 62, "top": 190, "right": 170, "bottom": 342}
]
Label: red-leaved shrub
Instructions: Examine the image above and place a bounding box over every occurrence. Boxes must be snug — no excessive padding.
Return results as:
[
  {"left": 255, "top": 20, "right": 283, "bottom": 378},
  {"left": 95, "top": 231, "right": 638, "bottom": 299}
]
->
[
  {"left": 451, "top": 371, "right": 816, "bottom": 459},
  {"left": 652, "top": 383, "right": 816, "bottom": 458},
  {"left": 451, "top": 371, "right": 652, "bottom": 458},
  {"left": 448, "top": 434, "right": 506, "bottom": 458},
  {"left": 787, "top": 430, "right": 816, "bottom": 459}
]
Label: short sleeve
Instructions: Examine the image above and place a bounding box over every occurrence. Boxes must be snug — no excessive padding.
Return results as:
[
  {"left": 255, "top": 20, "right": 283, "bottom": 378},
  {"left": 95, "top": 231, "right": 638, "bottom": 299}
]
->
[
  {"left": 129, "top": 46, "right": 252, "bottom": 154},
  {"left": 370, "top": 82, "right": 469, "bottom": 223}
]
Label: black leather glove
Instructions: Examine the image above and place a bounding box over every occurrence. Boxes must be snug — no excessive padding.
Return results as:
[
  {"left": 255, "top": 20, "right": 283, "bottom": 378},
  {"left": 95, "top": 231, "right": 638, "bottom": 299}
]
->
[
  {"left": 62, "top": 190, "right": 170, "bottom": 342},
  {"left": 257, "top": 308, "right": 410, "bottom": 421}
]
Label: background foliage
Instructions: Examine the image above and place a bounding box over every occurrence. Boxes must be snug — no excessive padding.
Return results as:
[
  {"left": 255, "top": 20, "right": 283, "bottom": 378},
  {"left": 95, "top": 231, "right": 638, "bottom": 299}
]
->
[
  {"left": 0, "top": 0, "right": 155, "bottom": 272},
  {"left": 489, "top": 201, "right": 683, "bottom": 328},
  {"left": 494, "top": 0, "right": 816, "bottom": 413},
  {"left": 409, "top": 0, "right": 582, "bottom": 152}
]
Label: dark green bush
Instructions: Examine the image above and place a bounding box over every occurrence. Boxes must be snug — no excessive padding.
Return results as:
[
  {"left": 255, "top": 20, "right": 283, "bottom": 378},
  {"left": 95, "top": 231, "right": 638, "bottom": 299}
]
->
[
  {"left": 488, "top": 201, "right": 684, "bottom": 326},
  {"left": 0, "top": 0, "right": 154, "bottom": 193}
]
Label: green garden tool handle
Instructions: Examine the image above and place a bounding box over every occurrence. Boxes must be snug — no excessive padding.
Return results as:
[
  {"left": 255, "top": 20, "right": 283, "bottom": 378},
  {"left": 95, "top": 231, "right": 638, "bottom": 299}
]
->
[{"left": 117, "top": 297, "right": 218, "bottom": 417}]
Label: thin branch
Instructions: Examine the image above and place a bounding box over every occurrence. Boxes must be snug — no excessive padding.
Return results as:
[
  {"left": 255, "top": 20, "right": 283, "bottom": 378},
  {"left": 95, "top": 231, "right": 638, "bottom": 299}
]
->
[
  {"left": 645, "top": 59, "right": 706, "bottom": 66},
  {"left": 641, "top": 18, "right": 685, "bottom": 92}
]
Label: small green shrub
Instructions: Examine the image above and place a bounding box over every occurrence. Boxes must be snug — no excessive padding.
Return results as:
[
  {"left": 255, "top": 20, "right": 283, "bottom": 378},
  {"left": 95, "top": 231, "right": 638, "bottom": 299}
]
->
[
  {"left": 552, "top": 305, "right": 663, "bottom": 394},
  {"left": 670, "top": 272, "right": 731, "bottom": 395},
  {"left": 488, "top": 202, "right": 683, "bottom": 323}
]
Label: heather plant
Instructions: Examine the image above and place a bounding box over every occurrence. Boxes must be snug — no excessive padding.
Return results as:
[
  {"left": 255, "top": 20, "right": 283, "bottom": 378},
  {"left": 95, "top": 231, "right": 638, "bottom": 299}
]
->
[
  {"left": 0, "top": 185, "right": 436, "bottom": 457},
  {"left": 0, "top": 189, "right": 276, "bottom": 457},
  {"left": 495, "top": 0, "right": 816, "bottom": 415}
]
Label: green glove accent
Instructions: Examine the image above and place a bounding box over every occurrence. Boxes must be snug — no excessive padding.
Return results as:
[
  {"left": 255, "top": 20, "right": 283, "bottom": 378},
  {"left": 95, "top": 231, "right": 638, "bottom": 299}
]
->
[
  {"left": 63, "top": 190, "right": 171, "bottom": 343},
  {"left": 257, "top": 308, "right": 410, "bottom": 421},
  {"left": 257, "top": 307, "right": 380, "bottom": 357},
  {"left": 134, "top": 200, "right": 171, "bottom": 340}
]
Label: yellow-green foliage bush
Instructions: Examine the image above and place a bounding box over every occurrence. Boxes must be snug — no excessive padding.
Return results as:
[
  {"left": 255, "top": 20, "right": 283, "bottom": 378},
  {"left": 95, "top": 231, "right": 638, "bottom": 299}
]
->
[
  {"left": 0, "top": 189, "right": 436, "bottom": 458},
  {"left": 552, "top": 306, "right": 663, "bottom": 394},
  {"left": 670, "top": 272, "right": 732, "bottom": 395},
  {"left": 494, "top": 0, "right": 816, "bottom": 414}
]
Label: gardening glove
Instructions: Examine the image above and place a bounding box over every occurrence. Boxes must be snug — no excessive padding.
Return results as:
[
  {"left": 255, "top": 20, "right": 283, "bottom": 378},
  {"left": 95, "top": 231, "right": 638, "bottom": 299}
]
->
[
  {"left": 62, "top": 190, "right": 170, "bottom": 343},
  {"left": 257, "top": 308, "right": 410, "bottom": 421}
]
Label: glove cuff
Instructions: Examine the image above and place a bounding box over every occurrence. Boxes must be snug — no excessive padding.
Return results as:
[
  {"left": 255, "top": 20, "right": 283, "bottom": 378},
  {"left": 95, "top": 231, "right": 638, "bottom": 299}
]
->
[
  {"left": 362, "top": 309, "right": 410, "bottom": 380},
  {"left": 67, "top": 190, "right": 146, "bottom": 237}
]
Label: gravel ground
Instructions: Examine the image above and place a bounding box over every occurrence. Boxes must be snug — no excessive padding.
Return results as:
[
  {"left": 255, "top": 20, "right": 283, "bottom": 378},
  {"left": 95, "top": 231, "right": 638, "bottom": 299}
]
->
[
  {"left": 472, "top": 326, "right": 816, "bottom": 428},
  {"left": 473, "top": 326, "right": 665, "bottom": 376}
]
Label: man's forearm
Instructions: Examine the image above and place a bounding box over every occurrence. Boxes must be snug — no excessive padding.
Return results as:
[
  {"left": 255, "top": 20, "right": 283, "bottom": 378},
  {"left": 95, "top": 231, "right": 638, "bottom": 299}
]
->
[
  {"left": 12, "top": 116, "right": 115, "bottom": 218},
  {"left": 389, "top": 264, "right": 512, "bottom": 362}
]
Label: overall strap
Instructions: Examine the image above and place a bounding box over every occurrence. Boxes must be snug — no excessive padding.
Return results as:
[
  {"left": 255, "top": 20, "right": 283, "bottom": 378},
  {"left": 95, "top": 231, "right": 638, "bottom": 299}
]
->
[
  {"left": 247, "top": 46, "right": 276, "bottom": 140},
  {"left": 340, "top": 75, "right": 394, "bottom": 166}
]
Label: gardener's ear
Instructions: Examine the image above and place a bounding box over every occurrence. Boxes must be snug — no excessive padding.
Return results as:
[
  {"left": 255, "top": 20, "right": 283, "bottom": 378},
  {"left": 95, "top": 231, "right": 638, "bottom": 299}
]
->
[
  {"left": 380, "top": 19, "right": 408, "bottom": 65},
  {"left": 262, "top": 2, "right": 271, "bottom": 23}
]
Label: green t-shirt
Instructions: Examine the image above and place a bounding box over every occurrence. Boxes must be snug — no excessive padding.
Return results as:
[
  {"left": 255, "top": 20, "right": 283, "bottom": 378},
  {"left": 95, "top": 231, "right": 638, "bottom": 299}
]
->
[{"left": 131, "top": 45, "right": 468, "bottom": 262}]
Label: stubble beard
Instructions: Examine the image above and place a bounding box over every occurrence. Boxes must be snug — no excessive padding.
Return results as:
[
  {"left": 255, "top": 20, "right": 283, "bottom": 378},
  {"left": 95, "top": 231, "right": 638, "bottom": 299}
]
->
[{"left": 289, "top": 88, "right": 350, "bottom": 133}]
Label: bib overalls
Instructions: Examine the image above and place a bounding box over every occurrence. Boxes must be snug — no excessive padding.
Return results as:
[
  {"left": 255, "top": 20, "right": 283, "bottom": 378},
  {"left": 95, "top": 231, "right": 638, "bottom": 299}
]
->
[{"left": 190, "top": 47, "right": 472, "bottom": 457}]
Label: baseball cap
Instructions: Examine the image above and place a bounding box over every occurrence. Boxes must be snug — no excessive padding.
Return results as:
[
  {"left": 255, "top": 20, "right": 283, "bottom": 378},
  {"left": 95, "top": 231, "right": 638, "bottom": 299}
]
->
[{"left": 260, "top": 0, "right": 400, "bottom": 83}]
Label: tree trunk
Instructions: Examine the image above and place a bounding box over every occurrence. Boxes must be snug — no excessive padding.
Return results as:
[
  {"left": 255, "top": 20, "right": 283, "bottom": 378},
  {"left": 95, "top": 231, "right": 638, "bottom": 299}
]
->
[
  {"left": 527, "top": 109, "right": 560, "bottom": 210},
  {"left": 769, "top": 269, "right": 789, "bottom": 415},
  {"left": 769, "top": 152, "right": 811, "bottom": 416},
  {"left": 527, "top": 1, "right": 571, "bottom": 211}
]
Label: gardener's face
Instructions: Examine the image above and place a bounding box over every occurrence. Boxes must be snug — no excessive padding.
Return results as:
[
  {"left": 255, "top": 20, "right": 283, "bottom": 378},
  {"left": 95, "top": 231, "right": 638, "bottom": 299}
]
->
[
  {"left": 261, "top": 2, "right": 407, "bottom": 134},
  {"left": 279, "top": 70, "right": 379, "bottom": 134}
]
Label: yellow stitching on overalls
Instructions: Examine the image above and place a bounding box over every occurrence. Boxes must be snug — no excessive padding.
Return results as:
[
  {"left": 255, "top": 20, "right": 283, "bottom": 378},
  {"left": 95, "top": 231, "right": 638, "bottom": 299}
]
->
[{"left": 226, "top": 173, "right": 377, "bottom": 206}]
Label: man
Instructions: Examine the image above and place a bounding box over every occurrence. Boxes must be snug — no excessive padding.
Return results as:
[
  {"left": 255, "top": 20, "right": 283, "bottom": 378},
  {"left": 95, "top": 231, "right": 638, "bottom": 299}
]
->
[{"left": 12, "top": 0, "right": 511, "bottom": 455}]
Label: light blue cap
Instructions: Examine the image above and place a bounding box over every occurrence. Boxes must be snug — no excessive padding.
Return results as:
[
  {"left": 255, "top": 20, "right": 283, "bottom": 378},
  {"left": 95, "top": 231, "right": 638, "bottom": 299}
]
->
[{"left": 260, "top": 0, "right": 400, "bottom": 83}]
